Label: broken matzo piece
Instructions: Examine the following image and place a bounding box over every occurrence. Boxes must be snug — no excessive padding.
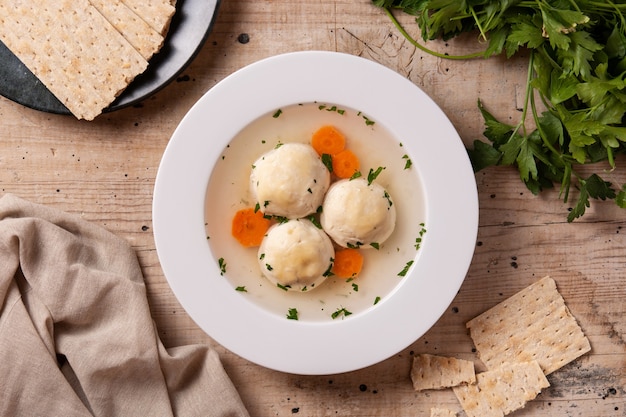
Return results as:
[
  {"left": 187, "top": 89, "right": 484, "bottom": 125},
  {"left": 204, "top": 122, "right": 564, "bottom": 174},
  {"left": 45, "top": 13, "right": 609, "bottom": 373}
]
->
[
  {"left": 88, "top": 0, "right": 164, "bottom": 60},
  {"left": 466, "top": 276, "right": 591, "bottom": 375},
  {"left": 120, "top": 0, "right": 176, "bottom": 35},
  {"left": 0, "top": 0, "right": 148, "bottom": 120},
  {"left": 410, "top": 353, "right": 476, "bottom": 391},
  {"left": 430, "top": 407, "right": 457, "bottom": 417},
  {"left": 452, "top": 361, "right": 550, "bottom": 417}
]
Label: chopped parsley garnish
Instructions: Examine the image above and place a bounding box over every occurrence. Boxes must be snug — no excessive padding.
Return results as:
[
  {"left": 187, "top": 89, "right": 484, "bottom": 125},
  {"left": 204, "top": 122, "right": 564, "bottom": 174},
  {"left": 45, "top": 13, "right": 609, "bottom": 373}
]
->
[
  {"left": 374, "top": 296, "right": 381, "bottom": 305},
  {"left": 321, "top": 153, "right": 333, "bottom": 172},
  {"left": 318, "top": 104, "right": 346, "bottom": 115},
  {"left": 272, "top": 109, "right": 282, "bottom": 118},
  {"left": 235, "top": 286, "right": 247, "bottom": 292},
  {"left": 323, "top": 261, "right": 334, "bottom": 277},
  {"left": 277, "top": 283, "right": 290, "bottom": 291},
  {"left": 398, "top": 260, "right": 414, "bottom": 277},
  {"left": 357, "top": 111, "right": 376, "bottom": 126},
  {"left": 286, "top": 308, "right": 299, "bottom": 320},
  {"left": 307, "top": 215, "right": 322, "bottom": 229},
  {"left": 254, "top": 202, "right": 261, "bottom": 213},
  {"left": 218, "top": 258, "right": 227, "bottom": 276},
  {"left": 349, "top": 171, "right": 362, "bottom": 180},
  {"left": 415, "top": 223, "right": 427, "bottom": 250},
  {"left": 402, "top": 154, "right": 413, "bottom": 170},
  {"left": 331, "top": 307, "right": 353, "bottom": 320},
  {"left": 367, "top": 166, "right": 385, "bottom": 185},
  {"left": 351, "top": 283, "right": 359, "bottom": 292},
  {"left": 370, "top": 242, "right": 380, "bottom": 250},
  {"left": 265, "top": 263, "right": 273, "bottom": 271}
]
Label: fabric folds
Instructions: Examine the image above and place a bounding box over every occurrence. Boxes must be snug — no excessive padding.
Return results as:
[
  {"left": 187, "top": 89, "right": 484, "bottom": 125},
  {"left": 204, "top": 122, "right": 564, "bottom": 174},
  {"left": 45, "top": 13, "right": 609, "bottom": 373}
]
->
[{"left": 0, "top": 194, "right": 249, "bottom": 416}]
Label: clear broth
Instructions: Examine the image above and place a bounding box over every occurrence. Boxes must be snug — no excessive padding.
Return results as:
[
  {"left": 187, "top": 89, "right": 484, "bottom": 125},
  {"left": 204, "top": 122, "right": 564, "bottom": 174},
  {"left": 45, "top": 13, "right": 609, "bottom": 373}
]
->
[{"left": 205, "top": 102, "right": 426, "bottom": 322}]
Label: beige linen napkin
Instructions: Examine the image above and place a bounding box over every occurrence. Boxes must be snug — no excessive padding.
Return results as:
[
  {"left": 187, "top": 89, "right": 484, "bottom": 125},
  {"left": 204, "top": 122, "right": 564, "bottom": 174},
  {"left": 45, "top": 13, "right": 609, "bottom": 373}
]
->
[{"left": 0, "top": 194, "right": 250, "bottom": 416}]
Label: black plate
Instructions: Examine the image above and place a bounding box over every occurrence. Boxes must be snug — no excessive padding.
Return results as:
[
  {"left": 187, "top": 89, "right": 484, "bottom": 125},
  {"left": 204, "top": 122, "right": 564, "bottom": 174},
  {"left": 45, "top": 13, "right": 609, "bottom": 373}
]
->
[{"left": 0, "top": 0, "right": 220, "bottom": 115}]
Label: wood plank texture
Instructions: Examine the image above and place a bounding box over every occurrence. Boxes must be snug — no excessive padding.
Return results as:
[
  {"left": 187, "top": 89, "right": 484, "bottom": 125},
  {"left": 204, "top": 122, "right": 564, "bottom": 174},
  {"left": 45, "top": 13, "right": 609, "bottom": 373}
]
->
[{"left": 0, "top": 1, "right": 624, "bottom": 416}]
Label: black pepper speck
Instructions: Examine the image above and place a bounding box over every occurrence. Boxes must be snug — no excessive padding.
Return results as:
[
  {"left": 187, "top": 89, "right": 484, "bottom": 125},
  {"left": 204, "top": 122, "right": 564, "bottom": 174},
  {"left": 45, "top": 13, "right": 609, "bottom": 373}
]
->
[{"left": 359, "top": 384, "right": 367, "bottom": 392}]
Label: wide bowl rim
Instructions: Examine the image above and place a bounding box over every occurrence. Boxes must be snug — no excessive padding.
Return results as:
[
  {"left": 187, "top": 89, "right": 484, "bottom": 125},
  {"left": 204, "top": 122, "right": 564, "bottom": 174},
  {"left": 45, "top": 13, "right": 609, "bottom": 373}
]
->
[{"left": 152, "top": 50, "right": 478, "bottom": 375}]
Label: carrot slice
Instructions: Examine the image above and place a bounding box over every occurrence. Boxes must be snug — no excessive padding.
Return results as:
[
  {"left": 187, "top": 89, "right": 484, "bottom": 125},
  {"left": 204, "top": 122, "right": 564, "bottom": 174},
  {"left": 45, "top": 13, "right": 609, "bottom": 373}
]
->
[
  {"left": 332, "top": 149, "right": 360, "bottom": 179},
  {"left": 332, "top": 248, "right": 364, "bottom": 278},
  {"left": 311, "top": 125, "right": 346, "bottom": 156},
  {"left": 231, "top": 207, "right": 271, "bottom": 247}
]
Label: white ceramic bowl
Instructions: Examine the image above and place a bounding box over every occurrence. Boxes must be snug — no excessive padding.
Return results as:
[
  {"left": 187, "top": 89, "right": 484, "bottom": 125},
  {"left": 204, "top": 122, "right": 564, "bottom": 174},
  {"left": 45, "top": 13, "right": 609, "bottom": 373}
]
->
[{"left": 153, "top": 51, "right": 478, "bottom": 375}]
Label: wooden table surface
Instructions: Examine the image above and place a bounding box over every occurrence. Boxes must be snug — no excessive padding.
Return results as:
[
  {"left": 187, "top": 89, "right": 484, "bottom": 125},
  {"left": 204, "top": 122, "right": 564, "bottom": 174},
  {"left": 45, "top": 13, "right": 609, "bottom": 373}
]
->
[{"left": 1, "top": 1, "right": 625, "bottom": 416}]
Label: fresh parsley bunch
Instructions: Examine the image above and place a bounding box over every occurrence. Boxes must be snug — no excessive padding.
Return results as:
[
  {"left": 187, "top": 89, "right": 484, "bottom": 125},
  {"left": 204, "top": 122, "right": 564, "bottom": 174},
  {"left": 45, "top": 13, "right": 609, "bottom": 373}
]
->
[{"left": 374, "top": 0, "right": 626, "bottom": 221}]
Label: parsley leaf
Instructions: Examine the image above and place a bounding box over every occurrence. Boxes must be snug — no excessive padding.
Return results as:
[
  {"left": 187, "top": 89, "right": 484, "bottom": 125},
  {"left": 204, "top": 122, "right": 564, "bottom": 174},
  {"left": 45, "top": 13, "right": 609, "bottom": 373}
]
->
[
  {"left": 367, "top": 166, "right": 385, "bottom": 185},
  {"left": 331, "top": 307, "right": 353, "bottom": 320},
  {"left": 568, "top": 174, "right": 616, "bottom": 222},
  {"left": 398, "top": 260, "right": 414, "bottom": 277},
  {"left": 373, "top": 0, "right": 626, "bottom": 220},
  {"left": 286, "top": 308, "right": 298, "bottom": 320}
]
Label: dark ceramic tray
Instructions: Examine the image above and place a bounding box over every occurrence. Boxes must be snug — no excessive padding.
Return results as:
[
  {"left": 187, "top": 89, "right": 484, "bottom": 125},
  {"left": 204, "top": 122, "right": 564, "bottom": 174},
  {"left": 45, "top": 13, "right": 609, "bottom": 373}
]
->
[{"left": 0, "top": 0, "right": 220, "bottom": 115}]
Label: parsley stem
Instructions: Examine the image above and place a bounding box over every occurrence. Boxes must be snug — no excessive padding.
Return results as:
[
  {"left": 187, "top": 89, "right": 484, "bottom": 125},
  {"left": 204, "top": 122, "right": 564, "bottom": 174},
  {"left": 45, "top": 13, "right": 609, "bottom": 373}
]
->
[
  {"left": 469, "top": 6, "right": 488, "bottom": 42},
  {"left": 383, "top": 7, "right": 486, "bottom": 61},
  {"left": 564, "top": 0, "right": 582, "bottom": 13},
  {"left": 605, "top": 1, "right": 626, "bottom": 28},
  {"left": 507, "top": 52, "right": 535, "bottom": 141},
  {"left": 528, "top": 51, "right": 560, "bottom": 158}
]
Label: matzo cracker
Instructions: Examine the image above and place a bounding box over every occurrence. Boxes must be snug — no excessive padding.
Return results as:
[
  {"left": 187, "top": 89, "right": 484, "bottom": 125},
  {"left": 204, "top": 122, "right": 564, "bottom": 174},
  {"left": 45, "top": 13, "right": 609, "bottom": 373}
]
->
[
  {"left": 411, "top": 354, "right": 476, "bottom": 391},
  {"left": 88, "top": 0, "right": 164, "bottom": 60},
  {"left": 430, "top": 407, "right": 457, "bottom": 417},
  {"left": 453, "top": 361, "right": 549, "bottom": 417},
  {"left": 466, "top": 276, "right": 591, "bottom": 375},
  {"left": 0, "top": 0, "right": 148, "bottom": 120},
  {"left": 120, "top": 0, "right": 176, "bottom": 35}
]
